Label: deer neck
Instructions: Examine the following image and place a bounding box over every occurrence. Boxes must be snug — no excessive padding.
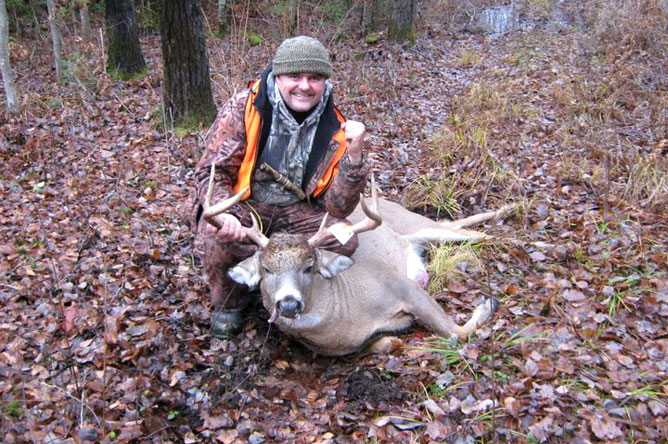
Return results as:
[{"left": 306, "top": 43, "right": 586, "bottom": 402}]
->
[{"left": 274, "top": 274, "right": 338, "bottom": 330}]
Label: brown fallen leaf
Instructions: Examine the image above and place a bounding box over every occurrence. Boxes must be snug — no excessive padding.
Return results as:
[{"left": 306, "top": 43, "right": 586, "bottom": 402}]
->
[
  {"left": 63, "top": 306, "right": 77, "bottom": 334},
  {"left": 504, "top": 396, "right": 520, "bottom": 416},
  {"left": 105, "top": 314, "right": 120, "bottom": 344},
  {"left": 562, "top": 289, "right": 586, "bottom": 301},
  {"left": 589, "top": 415, "right": 623, "bottom": 440}
]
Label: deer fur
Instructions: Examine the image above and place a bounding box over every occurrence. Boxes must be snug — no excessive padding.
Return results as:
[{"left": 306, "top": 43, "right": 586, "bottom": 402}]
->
[{"left": 224, "top": 194, "right": 504, "bottom": 356}]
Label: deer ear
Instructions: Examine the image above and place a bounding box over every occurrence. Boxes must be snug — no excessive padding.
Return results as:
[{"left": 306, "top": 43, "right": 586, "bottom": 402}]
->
[
  {"left": 227, "top": 252, "right": 262, "bottom": 289},
  {"left": 316, "top": 250, "right": 354, "bottom": 278}
]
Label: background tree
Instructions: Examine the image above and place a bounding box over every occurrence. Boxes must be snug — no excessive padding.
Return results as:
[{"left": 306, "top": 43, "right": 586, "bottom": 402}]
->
[
  {"left": 217, "top": 0, "right": 231, "bottom": 36},
  {"left": 106, "top": 0, "right": 146, "bottom": 78},
  {"left": 77, "top": 0, "right": 92, "bottom": 41},
  {"left": 387, "top": 0, "right": 415, "bottom": 44},
  {"left": 288, "top": 0, "right": 299, "bottom": 34},
  {"left": 0, "top": 0, "right": 18, "bottom": 114},
  {"left": 45, "top": 0, "right": 63, "bottom": 80},
  {"left": 362, "top": 0, "right": 384, "bottom": 37},
  {"left": 136, "top": 0, "right": 159, "bottom": 33},
  {"left": 158, "top": 0, "right": 216, "bottom": 128}
]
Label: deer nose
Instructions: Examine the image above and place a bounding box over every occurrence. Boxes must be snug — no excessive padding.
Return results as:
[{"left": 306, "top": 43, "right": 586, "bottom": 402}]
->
[{"left": 276, "top": 295, "right": 303, "bottom": 319}]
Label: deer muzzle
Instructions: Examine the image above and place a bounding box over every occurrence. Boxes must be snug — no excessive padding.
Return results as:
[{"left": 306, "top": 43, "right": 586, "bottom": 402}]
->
[{"left": 276, "top": 295, "right": 304, "bottom": 320}]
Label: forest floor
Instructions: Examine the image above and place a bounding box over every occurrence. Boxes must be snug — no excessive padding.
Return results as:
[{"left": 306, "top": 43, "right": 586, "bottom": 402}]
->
[{"left": 1, "top": 1, "right": 667, "bottom": 443}]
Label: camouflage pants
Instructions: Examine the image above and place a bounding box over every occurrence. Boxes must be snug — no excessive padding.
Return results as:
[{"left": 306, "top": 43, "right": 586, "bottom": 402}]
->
[{"left": 194, "top": 199, "right": 358, "bottom": 310}]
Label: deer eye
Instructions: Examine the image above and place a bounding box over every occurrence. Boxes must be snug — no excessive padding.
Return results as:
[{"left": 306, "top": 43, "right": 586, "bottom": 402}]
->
[
  {"left": 261, "top": 265, "right": 273, "bottom": 275},
  {"left": 304, "top": 265, "right": 313, "bottom": 274}
]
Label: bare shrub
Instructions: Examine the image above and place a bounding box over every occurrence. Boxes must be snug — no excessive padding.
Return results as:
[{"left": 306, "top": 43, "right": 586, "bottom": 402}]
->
[
  {"left": 561, "top": 1, "right": 668, "bottom": 212},
  {"left": 584, "top": 0, "right": 668, "bottom": 55}
]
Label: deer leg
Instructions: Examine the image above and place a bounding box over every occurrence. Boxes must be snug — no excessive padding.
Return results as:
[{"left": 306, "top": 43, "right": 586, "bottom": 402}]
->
[
  {"left": 401, "top": 227, "right": 489, "bottom": 245},
  {"left": 440, "top": 205, "right": 514, "bottom": 229},
  {"left": 406, "top": 290, "right": 498, "bottom": 340},
  {"left": 455, "top": 298, "right": 499, "bottom": 338},
  {"left": 403, "top": 205, "right": 514, "bottom": 245}
]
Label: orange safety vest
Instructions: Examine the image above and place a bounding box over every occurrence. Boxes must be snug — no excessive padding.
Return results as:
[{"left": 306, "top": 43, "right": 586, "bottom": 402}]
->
[{"left": 233, "top": 79, "right": 348, "bottom": 200}]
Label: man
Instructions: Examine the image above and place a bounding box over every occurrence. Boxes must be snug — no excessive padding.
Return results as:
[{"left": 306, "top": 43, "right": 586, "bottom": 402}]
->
[{"left": 186, "top": 36, "right": 369, "bottom": 338}]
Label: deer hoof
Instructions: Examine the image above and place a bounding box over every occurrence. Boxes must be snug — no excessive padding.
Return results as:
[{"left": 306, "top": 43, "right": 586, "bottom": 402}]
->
[{"left": 368, "top": 336, "right": 403, "bottom": 354}]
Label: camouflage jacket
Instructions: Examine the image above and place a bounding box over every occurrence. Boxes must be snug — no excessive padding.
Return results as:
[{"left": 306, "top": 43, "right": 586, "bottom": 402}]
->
[{"left": 185, "top": 70, "right": 369, "bottom": 230}]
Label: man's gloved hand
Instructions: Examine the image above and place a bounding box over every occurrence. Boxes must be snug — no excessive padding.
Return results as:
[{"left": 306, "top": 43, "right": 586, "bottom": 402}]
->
[{"left": 341, "top": 120, "right": 366, "bottom": 164}]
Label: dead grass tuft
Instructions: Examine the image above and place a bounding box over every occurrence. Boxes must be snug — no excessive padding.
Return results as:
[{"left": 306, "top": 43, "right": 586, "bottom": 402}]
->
[
  {"left": 585, "top": 0, "right": 668, "bottom": 56},
  {"left": 620, "top": 148, "right": 668, "bottom": 211},
  {"left": 427, "top": 243, "right": 483, "bottom": 294},
  {"left": 457, "top": 50, "right": 482, "bottom": 68},
  {"left": 405, "top": 79, "right": 526, "bottom": 214},
  {"left": 403, "top": 175, "right": 463, "bottom": 219}
]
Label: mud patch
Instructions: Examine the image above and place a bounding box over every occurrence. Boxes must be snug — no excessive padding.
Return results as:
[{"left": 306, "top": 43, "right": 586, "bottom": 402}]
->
[{"left": 344, "top": 369, "right": 404, "bottom": 408}]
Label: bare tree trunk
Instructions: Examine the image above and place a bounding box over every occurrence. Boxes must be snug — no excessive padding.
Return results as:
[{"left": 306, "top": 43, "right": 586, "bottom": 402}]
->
[
  {"left": 105, "top": 0, "right": 146, "bottom": 78},
  {"left": 289, "top": 0, "right": 300, "bottom": 34},
  {"left": 363, "top": 0, "right": 384, "bottom": 35},
  {"left": 159, "top": 0, "right": 216, "bottom": 128},
  {"left": 46, "top": 0, "right": 63, "bottom": 80},
  {"left": 0, "top": 0, "right": 19, "bottom": 114},
  {"left": 80, "top": 1, "right": 91, "bottom": 41},
  {"left": 218, "top": 0, "right": 230, "bottom": 36},
  {"left": 388, "top": 0, "right": 415, "bottom": 44}
]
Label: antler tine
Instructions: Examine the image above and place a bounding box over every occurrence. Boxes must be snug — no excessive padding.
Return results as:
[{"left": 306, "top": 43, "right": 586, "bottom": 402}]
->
[
  {"left": 203, "top": 188, "right": 248, "bottom": 224},
  {"left": 307, "top": 212, "right": 330, "bottom": 247},
  {"left": 247, "top": 212, "right": 269, "bottom": 248},
  {"left": 307, "top": 174, "right": 382, "bottom": 248},
  {"left": 348, "top": 174, "right": 382, "bottom": 234},
  {"left": 203, "top": 163, "right": 269, "bottom": 248}
]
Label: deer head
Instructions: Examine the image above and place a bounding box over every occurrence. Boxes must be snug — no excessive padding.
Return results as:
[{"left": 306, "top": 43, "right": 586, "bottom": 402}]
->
[{"left": 203, "top": 164, "right": 381, "bottom": 322}]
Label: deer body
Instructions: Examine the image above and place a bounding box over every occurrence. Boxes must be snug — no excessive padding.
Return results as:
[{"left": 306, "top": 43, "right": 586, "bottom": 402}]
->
[
  {"left": 205, "top": 167, "right": 500, "bottom": 356},
  {"left": 267, "top": 252, "right": 425, "bottom": 356},
  {"left": 231, "top": 229, "right": 497, "bottom": 356},
  {"left": 348, "top": 198, "right": 505, "bottom": 290}
]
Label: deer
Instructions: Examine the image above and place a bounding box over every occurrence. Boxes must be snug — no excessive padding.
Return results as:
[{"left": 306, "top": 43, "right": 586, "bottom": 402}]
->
[
  {"left": 203, "top": 168, "right": 503, "bottom": 356},
  {"left": 346, "top": 195, "right": 511, "bottom": 290}
]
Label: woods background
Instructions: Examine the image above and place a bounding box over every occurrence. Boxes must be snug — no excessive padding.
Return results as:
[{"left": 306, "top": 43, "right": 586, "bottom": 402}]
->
[{"left": 0, "top": 0, "right": 667, "bottom": 443}]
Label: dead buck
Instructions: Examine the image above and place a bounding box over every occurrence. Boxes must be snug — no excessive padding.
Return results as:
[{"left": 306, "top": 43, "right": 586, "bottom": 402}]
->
[{"left": 204, "top": 168, "right": 502, "bottom": 356}]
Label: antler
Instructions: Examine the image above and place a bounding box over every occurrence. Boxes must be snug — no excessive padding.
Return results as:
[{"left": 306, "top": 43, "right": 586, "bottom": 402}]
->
[
  {"left": 203, "top": 163, "right": 269, "bottom": 248},
  {"left": 307, "top": 175, "right": 382, "bottom": 248}
]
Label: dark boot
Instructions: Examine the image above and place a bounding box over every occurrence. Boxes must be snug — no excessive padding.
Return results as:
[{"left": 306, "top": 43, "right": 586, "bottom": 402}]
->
[{"left": 210, "top": 307, "right": 244, "bottom": 338}]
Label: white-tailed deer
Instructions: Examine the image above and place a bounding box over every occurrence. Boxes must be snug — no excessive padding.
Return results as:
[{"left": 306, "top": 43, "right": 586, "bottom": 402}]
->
[{"left": 203, "top": 168, "right": 502, "bottom": 356}]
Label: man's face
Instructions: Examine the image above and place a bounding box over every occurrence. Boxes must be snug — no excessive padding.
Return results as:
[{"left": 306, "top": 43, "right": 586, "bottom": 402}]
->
[{"left": 275, "top": 73, "right": 327, "bottom": 112}]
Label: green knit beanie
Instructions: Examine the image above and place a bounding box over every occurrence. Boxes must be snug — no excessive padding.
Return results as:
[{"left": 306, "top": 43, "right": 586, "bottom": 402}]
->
[{"left": 272, "top": 36, "right": 332, "bottom": 78}]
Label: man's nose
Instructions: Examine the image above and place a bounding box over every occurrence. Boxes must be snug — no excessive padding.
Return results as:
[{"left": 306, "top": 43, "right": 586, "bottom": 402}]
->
[{"left": 298, "top": 76, "right": 310, "bottom": 89}]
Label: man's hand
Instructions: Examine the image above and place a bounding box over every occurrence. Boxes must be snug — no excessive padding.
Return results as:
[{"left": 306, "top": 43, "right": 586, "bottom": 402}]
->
[
  {"left": 341, "top": 120, "right": 366, "bottom": 164},
  {"left": 208, "top": 214, "right": 247, "bottom": 243}
]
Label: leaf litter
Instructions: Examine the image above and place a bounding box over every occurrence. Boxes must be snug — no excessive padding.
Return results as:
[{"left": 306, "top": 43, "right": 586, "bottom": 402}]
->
[{"left": 1, "top": 3, "right": 667, "bottom": 443}]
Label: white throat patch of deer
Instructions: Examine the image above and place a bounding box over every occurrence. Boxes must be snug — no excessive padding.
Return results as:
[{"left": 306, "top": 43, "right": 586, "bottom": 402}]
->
[{"left": 205, "top": 165, "right": 505, "bottom": 356}]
